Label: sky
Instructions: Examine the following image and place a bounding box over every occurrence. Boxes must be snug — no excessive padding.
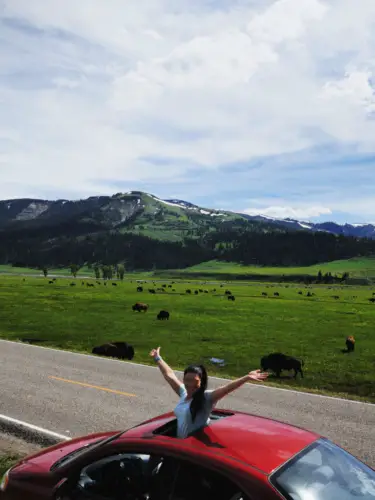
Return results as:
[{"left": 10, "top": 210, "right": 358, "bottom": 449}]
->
[{"left": 1, "top": 0, "right": 375, "bottom": 224}]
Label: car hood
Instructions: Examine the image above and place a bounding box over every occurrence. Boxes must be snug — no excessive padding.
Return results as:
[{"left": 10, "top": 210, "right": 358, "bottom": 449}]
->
[{"left": 10, "top": 431, "right": 122, "bottom": 474}]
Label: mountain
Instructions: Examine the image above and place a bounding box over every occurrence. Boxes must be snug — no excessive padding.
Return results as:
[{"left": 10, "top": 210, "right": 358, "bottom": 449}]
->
[
  {"left": 0, "top": 191, "right": 256, "bottom": 243},
  {"left": 238, "top": 213, "right": 375, "bottom": 239},
  {"left": 1, "top": 191, "right": 375, "bottom": 240},
  {"left": 2, "top": 191, "right": 375, "bottom": 270}
]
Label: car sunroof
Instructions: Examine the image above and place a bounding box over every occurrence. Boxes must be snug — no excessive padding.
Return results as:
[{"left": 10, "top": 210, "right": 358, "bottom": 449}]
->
[{"left": 152, "top": 409, "right": 234, "bottom": 437}]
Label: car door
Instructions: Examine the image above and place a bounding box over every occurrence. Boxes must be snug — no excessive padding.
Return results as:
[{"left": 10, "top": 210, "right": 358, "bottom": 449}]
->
[{"left": 168, "top": 457, "right": 252, "bottom": 500}]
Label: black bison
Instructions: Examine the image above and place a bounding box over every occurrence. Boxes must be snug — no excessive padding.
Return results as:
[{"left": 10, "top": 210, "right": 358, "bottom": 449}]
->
[
  {"left": 225, "top": 290, "right": 232, "bottom": 295},
  {"left": 132, "top": 302, "right": 148, "bottom": 312},
  {"left": 228, "top": 295, "right": 235, "bottom": 301},
  {"left": 262, "top": 292, "right": 267, "bottom": 297},
  {"left": 149, "top": 289, "right": 156, "bottom": 294},
  {"left": 186, "top": 289, "right": 192, "bottom": 294},
  {"left": 274, "top": 292, "right": 279, "bottom": 297},
  {"left": 260, "top": 352, "right": 304, "bottom": 379},
  {"left": 137, "top": 286, "right": 143, "bottom": 292},
  {"left": 112, "top": 282, "right": 117, "bottom": 286},
  {"left": 92, "top": 342, "right": 134, "bottom": 360},
  {"left": 346, "top": 336, "right": 355, "bottom": 352},
  {"left": 157, "top": 310, "right": 170, "bottom": 320}
]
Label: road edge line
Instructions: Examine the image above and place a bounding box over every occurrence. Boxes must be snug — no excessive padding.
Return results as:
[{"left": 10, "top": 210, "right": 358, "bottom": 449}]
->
[{"left": 0, "top": 413, "right": 71, "bottom": 447}]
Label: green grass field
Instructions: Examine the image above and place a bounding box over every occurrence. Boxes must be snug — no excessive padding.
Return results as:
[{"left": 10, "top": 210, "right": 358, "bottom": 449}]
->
[
  {"left": 0, "top": 454, "right": 21, "bottom": 476},
  {"left": 0, "top": 275, "right": 374, "bottom": 403},
  {"left": 154, "top": 258, "right": 375, "bottom": 282},
  {"left": 3, "top": 256, "right": 375, "bottom": 284}
]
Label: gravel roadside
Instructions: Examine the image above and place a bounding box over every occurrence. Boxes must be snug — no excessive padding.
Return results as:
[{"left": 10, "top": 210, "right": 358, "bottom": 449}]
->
[{"left": 0, "top": 433, "right": 42, "bottom": 475}]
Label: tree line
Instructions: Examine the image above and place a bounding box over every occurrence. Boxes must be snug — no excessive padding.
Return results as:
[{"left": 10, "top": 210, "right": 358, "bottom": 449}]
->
[{"left": 1, "top": 221, "right": 375, "bottom": 271}]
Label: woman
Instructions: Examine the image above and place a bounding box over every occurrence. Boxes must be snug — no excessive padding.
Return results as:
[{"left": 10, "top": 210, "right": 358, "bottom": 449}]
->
[{"left": 150, "top": 346, "right": 269, "bottom": 438}]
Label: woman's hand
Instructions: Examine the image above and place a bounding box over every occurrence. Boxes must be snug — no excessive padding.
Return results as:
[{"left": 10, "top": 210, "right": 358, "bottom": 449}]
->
[
  {"left": 149, "top": 347, "right": 161, "bottom": 358},
  {"left": 247, "top": 369, "right": 269, "bottom": 382}
]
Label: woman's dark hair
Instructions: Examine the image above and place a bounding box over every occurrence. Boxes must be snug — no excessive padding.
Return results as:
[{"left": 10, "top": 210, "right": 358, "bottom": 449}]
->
[{"left": 184, "top": 364, "right": 208, "bottom": 422}]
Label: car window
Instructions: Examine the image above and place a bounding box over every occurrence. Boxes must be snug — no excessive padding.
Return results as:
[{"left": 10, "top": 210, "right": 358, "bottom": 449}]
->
[
  {"left": 170, "top": 458, "right": 250, "bottom": 500},
  {"left": 61, "top": 452, "right": 250, "bottom": 500},
  {"left": 68, "top": 452, "right": 173, "bottom": 500}
]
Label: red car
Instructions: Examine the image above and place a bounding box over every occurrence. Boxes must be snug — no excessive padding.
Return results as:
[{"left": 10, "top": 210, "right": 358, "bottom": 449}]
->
[{"left": 1, "top": 408, "right": 375, "bottom": 500}]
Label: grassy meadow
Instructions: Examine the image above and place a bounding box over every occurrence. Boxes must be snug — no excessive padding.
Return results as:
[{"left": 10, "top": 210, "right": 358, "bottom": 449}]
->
[
  {"left": 3, "top": 256, "right": 375, "bottom": 283},
  {"left": 0, "top": 274, "right": 374, "bottom": 403},
  {"left": 0, "top": 454, "right": 21, "bottom": 476},
  {"left": 154, "top": 258, "right": 375, "bottom": 281}
]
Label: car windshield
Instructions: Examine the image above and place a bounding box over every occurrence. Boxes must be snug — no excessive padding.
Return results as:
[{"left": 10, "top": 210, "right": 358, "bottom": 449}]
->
[{"left": 270, "top": 438, "right": 375, "bottom": 500}]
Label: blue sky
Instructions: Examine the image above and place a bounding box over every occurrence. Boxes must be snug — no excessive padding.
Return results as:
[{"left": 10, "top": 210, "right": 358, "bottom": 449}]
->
[{"left": 1, "top": 0, "right": 375, "bottom": 224}]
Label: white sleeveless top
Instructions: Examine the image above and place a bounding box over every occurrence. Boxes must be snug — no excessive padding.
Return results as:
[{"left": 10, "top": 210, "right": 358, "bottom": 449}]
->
[{"left": 174, "top": 384, "right": 214, "bottom": 438}]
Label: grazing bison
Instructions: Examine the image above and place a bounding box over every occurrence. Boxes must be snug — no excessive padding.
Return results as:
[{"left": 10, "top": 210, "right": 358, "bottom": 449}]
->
[
  {"left": 186, "top": 289, "right": 192, "bottom": 294},
  {"left": 260, "top": 352, "right": 304, "bottom": 379},
  {"left": 149, "top": 289, "right": 156, "bottom": 294},
  {"left": 112, "top": 282, "right": 117, "bottom": 286},
  {"left": 157, "top": 310, "right": 170, "bottom": 320},
  {"left": 346, "top": 335, "right": 355, "bottom": 352},
  {"left": 274, "top": 292, "right": 279, "bottom": 297},
  {"left": 137, "top": 286, "right": 143, "bottom": 292},
  {"left": 92, "top": 342, "right": 134, "bottom": 360},
  {"left": 225, "top": 290, "right": 232, "bottom": 295},
  {"left": 262, "top": 292, "right": 267, "bottom": 297},
  {"left": 132, "top": 302, "right": 148, "bottom": 312},
  {"left": 228, "top": 295, "right": 235, "bottom": 301}
]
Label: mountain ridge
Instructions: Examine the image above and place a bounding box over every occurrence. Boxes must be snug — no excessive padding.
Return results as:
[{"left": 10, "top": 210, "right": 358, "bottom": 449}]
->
[{"left": 1, "top": 190, "right": 375, "bottom": 239}]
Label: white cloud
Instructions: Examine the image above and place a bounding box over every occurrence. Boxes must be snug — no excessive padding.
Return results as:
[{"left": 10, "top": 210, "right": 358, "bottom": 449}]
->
[{"left": 1, "top": 0, "right": 375, "bottom": 220}]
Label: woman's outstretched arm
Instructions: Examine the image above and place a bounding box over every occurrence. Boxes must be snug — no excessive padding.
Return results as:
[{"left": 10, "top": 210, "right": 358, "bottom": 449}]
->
[
  {"left": 210, "top": 370, "right": 269, "bottom": 405},
  {"left": 150, "top": 347, "right": 183, "bottom": 396}
]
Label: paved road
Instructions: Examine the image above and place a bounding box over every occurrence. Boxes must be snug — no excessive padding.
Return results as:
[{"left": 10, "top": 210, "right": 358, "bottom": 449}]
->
[{"left": 1, "top": 339, "right": 375, "bottom": 467}]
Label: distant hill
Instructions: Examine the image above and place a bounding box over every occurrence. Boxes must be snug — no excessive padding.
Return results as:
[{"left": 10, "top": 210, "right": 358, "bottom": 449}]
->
[
  {"left": 239, "top": 213, "right": 375, "bottom": 239},
  {"left": 1, "top": 191, "right": 375, "bottom": 271}
]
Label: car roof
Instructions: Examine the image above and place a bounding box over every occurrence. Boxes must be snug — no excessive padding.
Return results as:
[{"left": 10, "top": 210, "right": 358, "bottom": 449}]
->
[{"left": 120, "top": 409, "right": 320, "bottom": 474}]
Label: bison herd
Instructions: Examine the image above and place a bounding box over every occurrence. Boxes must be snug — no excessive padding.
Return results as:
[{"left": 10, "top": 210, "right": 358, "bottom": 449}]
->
[
  {"left": 43, "top": 279, "right": 359, "bottom": 372},
  {"left": 261, "top": 334, "right": 355, "bottom": 379}
]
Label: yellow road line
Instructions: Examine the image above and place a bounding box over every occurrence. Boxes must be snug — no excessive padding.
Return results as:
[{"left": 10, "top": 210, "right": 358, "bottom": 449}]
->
[{"left": 49, "top": 376, "right": 137, "bottom": 397}]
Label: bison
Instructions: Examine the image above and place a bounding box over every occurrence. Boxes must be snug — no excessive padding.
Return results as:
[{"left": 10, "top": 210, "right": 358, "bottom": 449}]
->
[
  {"left": 157, "top": 310, "right": 170, "bottom": 320},
  {"left": 227, "top": 295, "right": 235, "bottom": 301},
  {"left": 137, "top": 286, "right": 143, "bottom": 292},
  {"left": 132, "top": 302, "right": 148, "bottom": 312},
  {"left": 92, "top": 342, "right": 134, "bottom": 360},
  {"left": 346, "top": 336, "right": 355, "bottom": 352},
  {"left": 260, "top": 352, "right": 304, "bottom": 379}
]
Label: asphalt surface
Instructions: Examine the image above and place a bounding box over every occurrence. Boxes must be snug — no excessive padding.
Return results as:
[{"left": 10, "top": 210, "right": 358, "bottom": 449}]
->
[{"left": 1, "top": 339, "right": 375, "bottom": 467}]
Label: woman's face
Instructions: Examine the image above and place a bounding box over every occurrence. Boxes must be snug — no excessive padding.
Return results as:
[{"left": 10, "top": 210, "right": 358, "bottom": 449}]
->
[{"left": 184, "top": 372, "right": 201, "bottom": 396}]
